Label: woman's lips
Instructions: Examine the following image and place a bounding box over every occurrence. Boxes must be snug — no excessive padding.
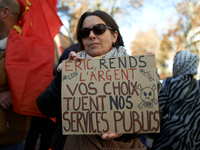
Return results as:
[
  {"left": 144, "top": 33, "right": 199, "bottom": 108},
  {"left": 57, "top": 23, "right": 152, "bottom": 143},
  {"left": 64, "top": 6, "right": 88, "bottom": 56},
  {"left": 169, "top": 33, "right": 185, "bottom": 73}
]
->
[{"left": 89, "top": 43, "right": 99, "bottom": 47}]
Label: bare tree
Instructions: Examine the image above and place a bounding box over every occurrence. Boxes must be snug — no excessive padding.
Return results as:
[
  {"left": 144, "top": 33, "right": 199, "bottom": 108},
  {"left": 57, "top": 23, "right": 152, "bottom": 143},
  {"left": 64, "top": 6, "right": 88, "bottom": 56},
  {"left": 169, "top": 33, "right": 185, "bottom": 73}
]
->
[{"left": 130, "top": 29, "right": 161, "bottom": 56}]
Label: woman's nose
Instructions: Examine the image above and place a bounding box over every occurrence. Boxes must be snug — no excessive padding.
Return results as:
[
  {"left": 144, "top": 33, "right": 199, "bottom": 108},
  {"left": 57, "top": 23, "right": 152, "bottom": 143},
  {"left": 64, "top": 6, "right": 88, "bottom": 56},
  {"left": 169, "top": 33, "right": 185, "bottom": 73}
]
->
[{"left": 88, "top": 30, "right": 96, "bottom": 39}]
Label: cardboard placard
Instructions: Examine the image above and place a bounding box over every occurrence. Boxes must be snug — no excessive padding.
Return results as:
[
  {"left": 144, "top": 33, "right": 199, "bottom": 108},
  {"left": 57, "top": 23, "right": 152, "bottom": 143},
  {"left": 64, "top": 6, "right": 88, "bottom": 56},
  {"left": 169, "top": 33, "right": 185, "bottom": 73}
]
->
[{"left": 62, "top": 54, "right": 160, "bottom": 135}]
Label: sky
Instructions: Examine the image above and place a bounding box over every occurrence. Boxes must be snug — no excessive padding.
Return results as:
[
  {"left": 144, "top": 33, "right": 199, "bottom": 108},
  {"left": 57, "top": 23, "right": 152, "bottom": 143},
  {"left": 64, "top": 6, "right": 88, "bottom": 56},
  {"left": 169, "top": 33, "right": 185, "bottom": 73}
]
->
[
  {"left": 59, "top": 0, "right": 183, "bottom": 55},
  {"left": 118, "top": 0, "right": 183, "bottom": 54}
]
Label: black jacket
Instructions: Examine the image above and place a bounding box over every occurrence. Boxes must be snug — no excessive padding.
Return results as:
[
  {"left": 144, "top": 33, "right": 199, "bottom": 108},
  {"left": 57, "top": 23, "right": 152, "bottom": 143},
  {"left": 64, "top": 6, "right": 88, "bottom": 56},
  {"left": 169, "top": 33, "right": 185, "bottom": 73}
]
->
[
  {"left": 36, "top": 72, "right": 65, "bottom": 150},
  {"left": 37, "top": 43, "right": 80, "bottom": 150}
]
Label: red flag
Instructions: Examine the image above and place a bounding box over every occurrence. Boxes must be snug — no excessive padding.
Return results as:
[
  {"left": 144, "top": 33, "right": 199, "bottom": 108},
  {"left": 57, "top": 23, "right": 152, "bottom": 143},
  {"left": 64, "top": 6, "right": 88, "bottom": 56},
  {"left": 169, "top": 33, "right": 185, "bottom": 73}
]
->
[
  {"left": 5, "top": 0, "right": 62, "bottom": 117},
  {"left": 47, "top": 0, "right": 58, "bottom": 11},
  {"left": 40, "top": 0, "right": 61, "bottom": 38}
]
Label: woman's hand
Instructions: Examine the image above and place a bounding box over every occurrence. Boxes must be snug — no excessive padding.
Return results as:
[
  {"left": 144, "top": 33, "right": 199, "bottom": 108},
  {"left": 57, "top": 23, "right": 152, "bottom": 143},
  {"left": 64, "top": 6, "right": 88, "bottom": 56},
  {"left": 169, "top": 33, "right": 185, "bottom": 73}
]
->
[
  {"left": 101, "top": 133, "right": 123, "bottom": 140},
  {"left": 67, "top": 51, "right": 83, "bottom": 61},
  {"left": 57, "top": 63, "right": 63, "bottom": 72},
  {"left": 57, "top": 51, "right": 83, "bottom": 72}
]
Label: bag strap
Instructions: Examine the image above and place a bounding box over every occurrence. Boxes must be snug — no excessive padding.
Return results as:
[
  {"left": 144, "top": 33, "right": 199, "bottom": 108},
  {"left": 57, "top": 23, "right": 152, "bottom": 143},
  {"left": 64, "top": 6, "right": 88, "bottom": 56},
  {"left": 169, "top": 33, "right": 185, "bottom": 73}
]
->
[{"left": 163, "top": 79, "right": 195, "bottom": 119}]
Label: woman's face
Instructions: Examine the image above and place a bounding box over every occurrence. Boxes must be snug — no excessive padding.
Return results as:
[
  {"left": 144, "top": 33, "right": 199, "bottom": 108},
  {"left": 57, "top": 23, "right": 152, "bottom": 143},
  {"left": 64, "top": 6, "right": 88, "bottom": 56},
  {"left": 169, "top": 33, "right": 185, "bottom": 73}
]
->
[{"left": 81, "top": 15, "right": 118, "bottom": 57}]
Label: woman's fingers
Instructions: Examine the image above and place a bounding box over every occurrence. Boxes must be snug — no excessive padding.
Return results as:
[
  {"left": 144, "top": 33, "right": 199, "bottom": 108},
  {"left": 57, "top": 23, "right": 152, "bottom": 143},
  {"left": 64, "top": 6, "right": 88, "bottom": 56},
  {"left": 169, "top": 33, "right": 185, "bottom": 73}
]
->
[{"left": 101, "top": 133, "right": 123, "bottom": 140}]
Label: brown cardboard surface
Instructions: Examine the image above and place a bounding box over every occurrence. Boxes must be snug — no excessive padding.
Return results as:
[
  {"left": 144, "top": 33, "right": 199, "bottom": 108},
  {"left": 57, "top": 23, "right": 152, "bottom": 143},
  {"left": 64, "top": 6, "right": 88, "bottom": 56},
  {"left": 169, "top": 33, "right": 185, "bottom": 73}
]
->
[{"left": 62, "top": 54, "right": 160, "bottom": 135}]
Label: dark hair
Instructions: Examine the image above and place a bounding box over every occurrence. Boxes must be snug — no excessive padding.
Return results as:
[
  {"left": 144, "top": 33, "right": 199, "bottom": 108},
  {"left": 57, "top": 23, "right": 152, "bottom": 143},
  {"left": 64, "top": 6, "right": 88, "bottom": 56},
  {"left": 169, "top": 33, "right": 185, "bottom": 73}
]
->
[{"left": 76, "top": 10, "right": 124, "bottom": 50}]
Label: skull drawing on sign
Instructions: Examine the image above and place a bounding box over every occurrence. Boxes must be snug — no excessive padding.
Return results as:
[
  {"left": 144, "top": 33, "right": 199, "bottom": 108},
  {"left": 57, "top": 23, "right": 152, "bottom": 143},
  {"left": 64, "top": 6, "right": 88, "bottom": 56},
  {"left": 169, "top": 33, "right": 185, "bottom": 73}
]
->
[{"left": 137, "top": 84, "right": 157, "bottom": 109}]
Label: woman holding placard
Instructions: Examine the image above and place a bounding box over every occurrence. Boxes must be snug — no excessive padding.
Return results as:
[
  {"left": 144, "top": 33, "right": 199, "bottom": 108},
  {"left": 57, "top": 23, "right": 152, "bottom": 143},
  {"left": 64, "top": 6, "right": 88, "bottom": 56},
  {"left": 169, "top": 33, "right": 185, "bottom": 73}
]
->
[{"left": 37, "top": 10, "right": 161, "bottom": 150}]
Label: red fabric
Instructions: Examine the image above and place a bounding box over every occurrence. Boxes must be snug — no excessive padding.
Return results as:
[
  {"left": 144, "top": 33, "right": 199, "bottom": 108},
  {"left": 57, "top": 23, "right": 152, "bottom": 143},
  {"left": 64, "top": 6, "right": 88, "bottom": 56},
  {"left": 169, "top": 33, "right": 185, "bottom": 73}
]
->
[
  {"left": 40, "top": 0, "right": 61, "bottom": 37},
  {"left": 5, "top": 0, "right": 62, "bottom": 117},
  {"left": 48, "top": 0, "right": 58, "bottom": 11}
]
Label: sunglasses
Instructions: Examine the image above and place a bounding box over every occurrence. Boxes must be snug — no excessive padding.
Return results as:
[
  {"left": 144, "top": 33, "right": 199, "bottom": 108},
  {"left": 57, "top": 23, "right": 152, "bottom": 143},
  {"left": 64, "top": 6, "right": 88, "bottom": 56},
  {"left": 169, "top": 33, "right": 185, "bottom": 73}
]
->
[{"left": 80, "top": 23, "right": 113, "bottom": 38}]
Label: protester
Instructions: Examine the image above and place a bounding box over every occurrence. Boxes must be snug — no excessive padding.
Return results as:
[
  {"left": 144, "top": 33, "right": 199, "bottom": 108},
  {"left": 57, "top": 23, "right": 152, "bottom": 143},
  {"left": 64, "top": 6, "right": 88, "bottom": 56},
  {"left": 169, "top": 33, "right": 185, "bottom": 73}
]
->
[
  {"left": 0, "top": 0, "right": 31, "bottom": 149},
  {"left": 37, "top": 10, "right": 161, "bottom": 150},
  {"left": 151, "top": 50, "right": 200, "bottom": 150}
]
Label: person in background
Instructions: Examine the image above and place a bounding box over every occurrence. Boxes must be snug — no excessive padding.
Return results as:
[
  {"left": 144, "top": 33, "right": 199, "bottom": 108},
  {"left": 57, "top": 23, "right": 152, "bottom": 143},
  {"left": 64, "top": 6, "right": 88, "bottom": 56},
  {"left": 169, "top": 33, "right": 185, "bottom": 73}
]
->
[
  {"left": 37, "top": 10, "right": 161, "bottom": 150},
  {"left": 0, "top": 0, "right": 31, "bottom": 149},
  {"left": 151, "top": 50, "right": 200, "bottom": 150}
]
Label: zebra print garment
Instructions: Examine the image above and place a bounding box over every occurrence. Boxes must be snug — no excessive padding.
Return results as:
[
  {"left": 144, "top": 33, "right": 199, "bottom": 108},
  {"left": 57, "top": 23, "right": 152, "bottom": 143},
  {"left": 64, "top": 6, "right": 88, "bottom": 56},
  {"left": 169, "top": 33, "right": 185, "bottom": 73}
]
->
[
  {"left": 151, "top": 75, "right": 200, "bottom": 150},
  {"left": 152, "top": 50, "right": 200, "bottom": 150}
]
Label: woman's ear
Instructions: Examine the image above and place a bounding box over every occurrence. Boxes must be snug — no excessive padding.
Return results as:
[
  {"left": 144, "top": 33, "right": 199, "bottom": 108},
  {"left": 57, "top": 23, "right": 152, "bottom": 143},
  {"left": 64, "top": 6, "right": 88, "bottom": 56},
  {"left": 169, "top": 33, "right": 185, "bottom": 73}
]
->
[{"left": 112, "top": 30, "right": 118, "bottom": 43}]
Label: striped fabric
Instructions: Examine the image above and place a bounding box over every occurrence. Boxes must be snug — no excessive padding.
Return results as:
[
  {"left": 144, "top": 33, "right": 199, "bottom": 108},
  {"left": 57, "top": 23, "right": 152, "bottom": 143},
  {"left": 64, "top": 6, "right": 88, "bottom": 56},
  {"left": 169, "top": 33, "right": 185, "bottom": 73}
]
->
[{"left": 152, "top": 50, "right": 200, "bottom": 150}]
